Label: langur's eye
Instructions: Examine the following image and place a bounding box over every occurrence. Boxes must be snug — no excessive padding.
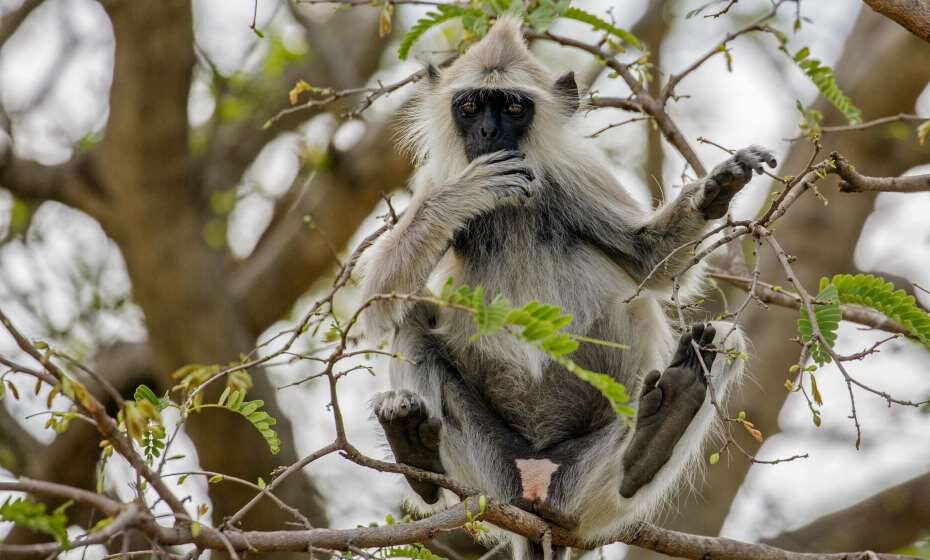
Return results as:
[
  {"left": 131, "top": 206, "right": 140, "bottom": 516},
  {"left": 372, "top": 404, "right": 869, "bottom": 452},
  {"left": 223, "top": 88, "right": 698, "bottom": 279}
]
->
[
  {"left": 506, "top": 103, "right": 524, "bottom": 115},
  {"left": 461, "top": 102, "right": 478, "bottom": 115}
]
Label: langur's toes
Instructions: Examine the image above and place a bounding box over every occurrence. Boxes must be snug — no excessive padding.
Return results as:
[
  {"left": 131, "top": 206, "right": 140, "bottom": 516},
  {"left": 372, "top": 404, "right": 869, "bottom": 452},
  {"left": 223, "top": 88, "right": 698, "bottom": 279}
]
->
[
  {"left": 372, "top": 389, "right": 425, "bottom": 422},
  {"left": 699, "top": 324, "right": 716, "bottom": 346},
  {"left": 690, "top": 324, "right": 705, "bottom": 340},
  {"left": 643, "top": 370, "right": 661, "bottom": 390}
]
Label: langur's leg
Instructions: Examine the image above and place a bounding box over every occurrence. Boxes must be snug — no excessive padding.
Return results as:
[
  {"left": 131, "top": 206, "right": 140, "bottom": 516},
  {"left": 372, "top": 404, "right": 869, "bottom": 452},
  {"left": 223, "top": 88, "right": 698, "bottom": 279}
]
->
[
  {"left": 375, "top": 302, "right": 533, "bottom": 505},
  {"left": 552, "top": 322, "right": 745, "bottom": 541},
  {"left": 619, "top": 323, "right": 717, "bottom": 497},
  {"left": 617, "top": 321, "right": 745, "bottom": 501}
]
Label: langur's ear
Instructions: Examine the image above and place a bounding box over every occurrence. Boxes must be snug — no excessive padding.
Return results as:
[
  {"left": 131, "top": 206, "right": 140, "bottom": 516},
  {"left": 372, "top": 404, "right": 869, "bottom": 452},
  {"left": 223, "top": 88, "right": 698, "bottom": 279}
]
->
[
  {"left": 426, "top": 64, "right": 441, "bottom": 84},
  {"left": 553, "top": 71, "right": 579, "bottom": 115}
]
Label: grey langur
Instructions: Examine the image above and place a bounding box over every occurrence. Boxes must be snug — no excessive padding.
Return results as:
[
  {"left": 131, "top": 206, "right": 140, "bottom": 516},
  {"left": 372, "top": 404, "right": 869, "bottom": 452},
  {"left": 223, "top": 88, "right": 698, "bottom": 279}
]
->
[{"left": 360, "top": 15, "right": 775, "bottom": 558}]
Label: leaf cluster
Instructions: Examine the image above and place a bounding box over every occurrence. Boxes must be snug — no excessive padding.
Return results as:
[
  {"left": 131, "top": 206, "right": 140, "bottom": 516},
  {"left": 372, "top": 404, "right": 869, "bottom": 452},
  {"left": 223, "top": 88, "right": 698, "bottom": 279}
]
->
[
  {"left": 440, "top": 279, "right": 633, "bottom": 416},
  {"left": 797, "top": 274, "right": 930, "bottom": 366},
  {"left": 214, "top": 387, "right": 282, "bottom": 454},
  {"left": 0, "top": 497, "right": 72, "bottom": 546},
  {"left": 791, "top": 47, "right": 862, "bottom": 125},
  {"left": 397, "top": 1, "right": 640, "bottom": 60}
]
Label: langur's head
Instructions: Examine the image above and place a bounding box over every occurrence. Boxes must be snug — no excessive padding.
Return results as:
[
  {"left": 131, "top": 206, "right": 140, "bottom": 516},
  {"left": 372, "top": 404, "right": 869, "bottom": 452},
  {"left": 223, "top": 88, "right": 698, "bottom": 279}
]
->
[{"left": 399, "top": 16, "right": 580, "bottom": 171}]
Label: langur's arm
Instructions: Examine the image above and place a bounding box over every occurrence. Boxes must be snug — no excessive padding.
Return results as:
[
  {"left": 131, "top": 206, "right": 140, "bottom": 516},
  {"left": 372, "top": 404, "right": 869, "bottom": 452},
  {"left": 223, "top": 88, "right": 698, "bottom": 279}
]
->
[
  {"left": 576, "top": 146, "right": 776, "bottom": 284},
  {"left": 361, "top": 151, "right": 535, "bottom": 338},
  {"left": 360, "top": 188, "right": 477, "bottom": 338}
]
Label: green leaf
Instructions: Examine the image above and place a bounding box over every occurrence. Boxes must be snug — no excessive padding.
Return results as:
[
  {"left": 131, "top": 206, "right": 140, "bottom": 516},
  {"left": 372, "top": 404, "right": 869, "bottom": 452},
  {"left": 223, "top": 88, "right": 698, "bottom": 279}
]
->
[
  {"left": 133, "top": 384, "right": 168, "bottom": 411},
  {"left": 797, "top": 283, "right": 842, "bottom": 365},
  {"left": 441, "top": 279, "right": 631, "bottom": 417},
  {"left": 217, "top": 386, "right": 231, "bottom": 408},
  {"left": 383, "top": 544, "right": 446, "bottom": 560},
  {"left": 6, "top": 197, "right": 33, "bottom": 238},
  {"left": 398, "top": 5, "right": 484, "bottom": 60},
  {"left": 570, "top": 366, "right": 634, "bottom": 416},
  {"left": 795, "top": 99, "right": 823, "bottom": 140},
  {"left": 525, "top": 0, "right": 570, "bottom": 32},
  {"left": 218, "top": 396, "right": 282, "bottom": 455},
  {"left": 90, "top": 516, "right": 113, "bottom": 533},
  {"left": 475, "top": 295, "right": 511, "bottom": 337},
  {"left": 0, "top": 497, "right": 71, "bottom": 546},
  {"left": 790, "top": 47, "right": 861, "bottom": 125},
  {"left": 798, "top": 272, "right": 930, "bottom": 366},
  {"left": 829, "top": 273, "right": 930, "bottom": 349},
  {"left": 228, "top": 389, "right": 246, "bottom": 410},
  {"left": 561, "top": 7, "right": 641, "bottom": 50}
]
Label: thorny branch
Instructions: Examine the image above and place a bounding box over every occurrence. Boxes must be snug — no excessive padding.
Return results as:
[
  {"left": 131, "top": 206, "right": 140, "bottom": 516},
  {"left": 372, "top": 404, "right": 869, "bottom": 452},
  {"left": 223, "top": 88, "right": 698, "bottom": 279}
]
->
[
  {"left": 831, "top": 152, "right": 930, "bottom": 193},
  {"left": 786, "top": 113, "right": 925, "bottom": 141}
]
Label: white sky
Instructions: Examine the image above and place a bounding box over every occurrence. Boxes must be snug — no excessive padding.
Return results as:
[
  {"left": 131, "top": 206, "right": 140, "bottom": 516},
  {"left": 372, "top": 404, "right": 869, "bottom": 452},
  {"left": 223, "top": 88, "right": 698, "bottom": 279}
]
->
[{"left": 1, "top": 0, "right": 929, "bottom": 556}]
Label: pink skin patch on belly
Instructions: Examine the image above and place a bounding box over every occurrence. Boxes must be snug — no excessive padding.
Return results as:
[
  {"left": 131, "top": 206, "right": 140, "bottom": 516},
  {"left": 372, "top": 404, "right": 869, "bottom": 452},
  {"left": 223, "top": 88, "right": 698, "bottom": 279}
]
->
[{"left": 515, "top": 458, "right": 560, "bottom": 502}]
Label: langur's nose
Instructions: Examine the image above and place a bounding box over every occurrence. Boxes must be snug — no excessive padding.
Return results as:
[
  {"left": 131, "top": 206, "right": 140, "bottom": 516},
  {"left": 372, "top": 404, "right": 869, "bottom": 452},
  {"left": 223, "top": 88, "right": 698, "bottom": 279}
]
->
[{"left": 479, "top": 126, "right": 499, "bottom": 139}]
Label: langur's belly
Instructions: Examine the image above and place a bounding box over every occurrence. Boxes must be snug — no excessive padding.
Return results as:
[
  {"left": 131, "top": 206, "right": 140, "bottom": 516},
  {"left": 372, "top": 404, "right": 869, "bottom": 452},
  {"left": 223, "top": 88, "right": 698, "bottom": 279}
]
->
[
  {"left": 455, "top": 318, "right": 621, "bottom": 451},
  {"left": 446, "top": 205, "right": 630, "bottom": 448}
]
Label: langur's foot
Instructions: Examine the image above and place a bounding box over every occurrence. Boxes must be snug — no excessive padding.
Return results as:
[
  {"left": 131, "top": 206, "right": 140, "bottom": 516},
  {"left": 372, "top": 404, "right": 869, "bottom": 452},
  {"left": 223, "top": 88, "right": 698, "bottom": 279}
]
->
[
  {"left": 373, "top": 390, "right": 445, "bottom": 503},
  {"left": 619, "top": 324, "right": 718, "bottom": 498}
]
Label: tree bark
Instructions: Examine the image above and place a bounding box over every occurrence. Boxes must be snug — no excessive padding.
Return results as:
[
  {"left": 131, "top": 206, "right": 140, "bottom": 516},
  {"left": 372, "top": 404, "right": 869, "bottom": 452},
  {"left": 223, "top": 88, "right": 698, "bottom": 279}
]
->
[
  {"left": 862, "top": 0, "right": 930, "bottom": 43},
  {"left": 763, "top": 472, "right": 930, "bottom": 552}
]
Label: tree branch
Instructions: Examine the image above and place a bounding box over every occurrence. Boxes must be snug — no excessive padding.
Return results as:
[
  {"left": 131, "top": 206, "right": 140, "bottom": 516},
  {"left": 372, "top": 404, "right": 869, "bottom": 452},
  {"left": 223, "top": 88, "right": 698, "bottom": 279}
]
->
[
  {"left": 232, "top": 126, "right": 411, "bottom": 335},
  {"left": 199, "top": 9, "right": 383, "bottom": 208},
  {"left": 832, "top": 152, "right": 930, "bottom": 193},
  {"left": 0, "top": 153, "right": 108, "bottom": 216},
  {"left": 0, "top": 477, "right": 122, "bottom": 516},
  {"left": 0, "top": 306, "right": 190, "bottom": 518},
  {"left": 862, "top": 0, "right": 930, "bottom": 43},
  {"left": 526, "top": 30, "right": 707, "bottom": 176},
  {"left": 0, "top": 480, "right": 920, "bottom": 560},
  {"left": 763, "top": 471, "right": 930, "bottom": 553},
  {"left": 709, "top": 272, "right": 913, "bottom": 337}
]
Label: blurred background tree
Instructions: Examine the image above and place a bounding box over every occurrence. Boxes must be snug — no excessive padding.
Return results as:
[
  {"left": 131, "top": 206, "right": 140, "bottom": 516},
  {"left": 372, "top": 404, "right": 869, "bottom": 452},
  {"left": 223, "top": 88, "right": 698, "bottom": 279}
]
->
[{"left": 1, "top": 0, "right": 928, "bottom": 558}]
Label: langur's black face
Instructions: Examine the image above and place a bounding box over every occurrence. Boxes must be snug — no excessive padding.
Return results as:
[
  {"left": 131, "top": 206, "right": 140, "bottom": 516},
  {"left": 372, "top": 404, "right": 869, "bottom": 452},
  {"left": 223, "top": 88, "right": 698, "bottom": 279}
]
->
[{"left": 451, "top": 89, "right": 535, "bottom": 161}]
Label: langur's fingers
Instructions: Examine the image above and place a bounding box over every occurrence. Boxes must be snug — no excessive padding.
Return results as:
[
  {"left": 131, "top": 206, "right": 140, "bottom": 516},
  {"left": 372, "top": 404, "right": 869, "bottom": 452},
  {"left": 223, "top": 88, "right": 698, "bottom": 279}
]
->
[
  {"left": 748, "top": 145, "right": 777, "bottom": 168},
  {"left": 485, "top": 149, "right": 524, "bottom": 164},
  {"left": 497, "top": 167, "right": 535, "bottom": 181},
  {"left": 638, "top": 382, "right": 664, "bottom": 417}
]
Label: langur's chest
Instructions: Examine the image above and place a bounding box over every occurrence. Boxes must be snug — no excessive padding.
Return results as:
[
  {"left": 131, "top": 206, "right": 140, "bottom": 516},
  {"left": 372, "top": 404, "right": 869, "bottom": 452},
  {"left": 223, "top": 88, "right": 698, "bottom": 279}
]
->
[{"left": 451, "top": 203, "right": 573, "bottom": 261}]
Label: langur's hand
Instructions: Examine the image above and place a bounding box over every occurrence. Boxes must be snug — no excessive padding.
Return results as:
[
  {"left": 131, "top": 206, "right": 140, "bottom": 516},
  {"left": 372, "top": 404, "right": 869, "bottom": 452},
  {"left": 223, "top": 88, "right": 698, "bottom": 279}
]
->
[
  {"left": 455, "top": 150, "right": 538, "bottom": 204},
  {"left": 700, "top": 145, "right": 777, "bottom": 219}
]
